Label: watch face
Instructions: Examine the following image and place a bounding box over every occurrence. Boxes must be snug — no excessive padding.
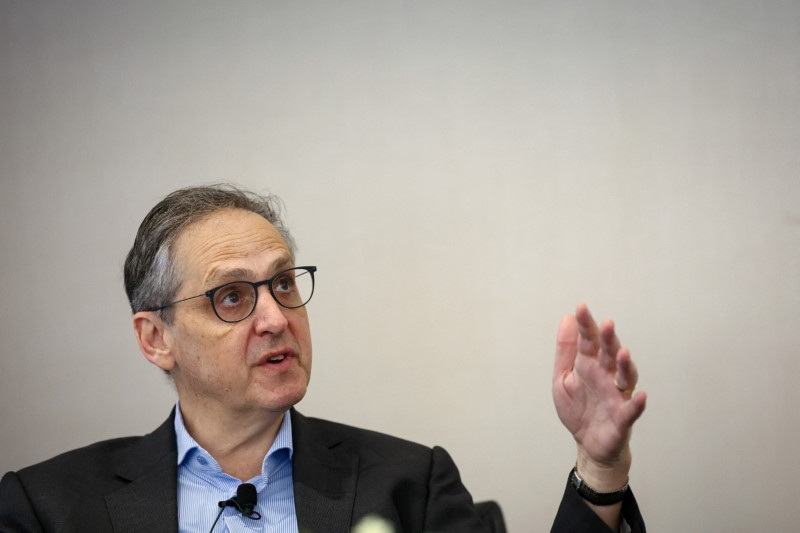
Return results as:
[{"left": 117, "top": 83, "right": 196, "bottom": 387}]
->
[{"left": 570, "top": 469, "right": 581, "bottom": 488}]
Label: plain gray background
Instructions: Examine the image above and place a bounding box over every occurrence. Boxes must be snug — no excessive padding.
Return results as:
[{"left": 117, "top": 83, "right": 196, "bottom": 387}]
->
[{"left": 2, "top": 1, "right": 799, "bottom": 531}]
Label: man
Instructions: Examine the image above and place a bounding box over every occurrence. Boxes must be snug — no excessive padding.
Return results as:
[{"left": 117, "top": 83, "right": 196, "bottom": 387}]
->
[{"left": 0, "top": 184, "right": 647, "bottom": 532}]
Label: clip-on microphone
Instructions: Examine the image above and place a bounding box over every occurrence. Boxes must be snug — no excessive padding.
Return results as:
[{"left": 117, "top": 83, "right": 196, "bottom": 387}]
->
[{"left": 208, "top": 483, "right": 261, "bottom": 533}]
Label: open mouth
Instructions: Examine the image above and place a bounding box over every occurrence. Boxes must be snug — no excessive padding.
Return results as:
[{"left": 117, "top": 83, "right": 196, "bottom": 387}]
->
[{"left": 265, "top": 354, "right": 286, "bottom": 364}]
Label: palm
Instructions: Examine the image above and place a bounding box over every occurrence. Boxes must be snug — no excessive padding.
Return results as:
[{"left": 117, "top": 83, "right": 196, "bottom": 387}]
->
[{"left": 552, "top": 304, "right": 647, "bottom": 466}]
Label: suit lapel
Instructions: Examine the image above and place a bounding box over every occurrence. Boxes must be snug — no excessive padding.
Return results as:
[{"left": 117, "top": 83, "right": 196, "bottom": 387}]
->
[
  {"left": 105, "top": 411, "right": 179, "bottom": 533},
  {"left": 291, "top": 410, "right": 358, "bottom": 533},
  {"left": 99, "top": 409, "right": 358, "bottom": 533}
]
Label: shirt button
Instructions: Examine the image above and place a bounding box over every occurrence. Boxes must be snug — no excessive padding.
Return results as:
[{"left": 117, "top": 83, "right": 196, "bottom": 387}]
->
[{"left": 196, "top": 455, "right": 208, "bottom": 466}]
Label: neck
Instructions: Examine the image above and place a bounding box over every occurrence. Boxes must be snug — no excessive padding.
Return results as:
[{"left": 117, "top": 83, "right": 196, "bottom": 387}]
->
[{"left": 178, "top": 399, "right": 286, "bottom": 481}]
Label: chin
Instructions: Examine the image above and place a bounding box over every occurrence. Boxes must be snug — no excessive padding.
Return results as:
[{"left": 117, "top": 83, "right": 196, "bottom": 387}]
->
[{"left": 264, "top": 384, "right": 308, "bottom": 413}]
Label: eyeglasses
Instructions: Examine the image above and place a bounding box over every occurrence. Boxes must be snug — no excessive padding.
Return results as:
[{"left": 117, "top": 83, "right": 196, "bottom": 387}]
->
[{"left": 146, "top": 266, "right": 317, "bottom": 323}]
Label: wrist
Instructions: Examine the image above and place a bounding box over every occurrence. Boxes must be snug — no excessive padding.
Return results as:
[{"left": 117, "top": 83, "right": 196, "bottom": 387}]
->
[
  {"left": 569, "top": 466, "right": 628, "bottom": 506},
  {"left": 575, "top": 446, "right": 631, "bottom": 492}
]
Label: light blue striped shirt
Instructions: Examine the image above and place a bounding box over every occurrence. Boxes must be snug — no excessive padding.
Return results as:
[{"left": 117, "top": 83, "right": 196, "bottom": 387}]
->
[{"left": 174, "top": 404, "right": 299, "bottom": 533}]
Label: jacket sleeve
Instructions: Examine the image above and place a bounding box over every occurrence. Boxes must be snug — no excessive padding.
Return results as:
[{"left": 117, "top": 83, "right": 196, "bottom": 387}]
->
[
  {"left": 551, "top": 474, "right": 646, "bottom": 533},
  {"left": 0, "top": 471, "right": 46, "bottom": 533}
]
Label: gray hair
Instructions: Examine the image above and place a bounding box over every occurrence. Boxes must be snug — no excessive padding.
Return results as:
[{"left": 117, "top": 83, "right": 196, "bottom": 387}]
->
[{"left": 123, "top": 184, "right": 296, "bottom": 322}]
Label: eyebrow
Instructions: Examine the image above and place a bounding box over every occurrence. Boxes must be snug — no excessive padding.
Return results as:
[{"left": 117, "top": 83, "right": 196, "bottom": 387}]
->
[{"left": 205, "top": 256, "right": 294, "bottom": 287}]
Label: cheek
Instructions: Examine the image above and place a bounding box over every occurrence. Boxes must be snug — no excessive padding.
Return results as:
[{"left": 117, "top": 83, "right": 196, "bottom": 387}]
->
[
  {"left": 178, "top": 322, "right": 243, "bottom": 373},
  {"left": 289, "top": 309, "right": 311, "bottom": 339},
  {"left": 285, "top": 313, "right": 312, "bottom": 368}
]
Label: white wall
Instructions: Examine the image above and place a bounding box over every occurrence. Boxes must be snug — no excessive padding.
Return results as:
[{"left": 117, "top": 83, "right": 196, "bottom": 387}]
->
[{"left": 1, "top": 1, "right": 798, "bottom": 531}]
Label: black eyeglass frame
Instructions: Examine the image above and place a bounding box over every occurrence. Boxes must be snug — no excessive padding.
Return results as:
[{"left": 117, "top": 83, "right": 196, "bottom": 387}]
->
[{"left": 144, "top": 265, "right": 317, "bottom": 323}]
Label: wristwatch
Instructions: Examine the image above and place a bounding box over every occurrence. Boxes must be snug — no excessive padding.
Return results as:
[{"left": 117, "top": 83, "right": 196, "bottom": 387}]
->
[{"left": 569, "top": 467, "right": 628, "bottom": 506}]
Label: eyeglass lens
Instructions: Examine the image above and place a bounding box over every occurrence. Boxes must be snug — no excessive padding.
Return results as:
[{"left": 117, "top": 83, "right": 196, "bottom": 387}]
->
[{"left": 212, "top": 268, "right": 314, "bottom": 322}]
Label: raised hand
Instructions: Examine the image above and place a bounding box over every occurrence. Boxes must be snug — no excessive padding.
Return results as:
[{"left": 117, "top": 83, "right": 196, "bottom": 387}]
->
[{"left": 552, "top": 303, "right": 647, "bottom": 490}]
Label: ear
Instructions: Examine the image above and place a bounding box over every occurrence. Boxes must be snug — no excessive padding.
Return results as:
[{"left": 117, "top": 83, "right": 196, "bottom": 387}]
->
[{"left": 133, "top": 311, "right": 176, "bottom": 372}]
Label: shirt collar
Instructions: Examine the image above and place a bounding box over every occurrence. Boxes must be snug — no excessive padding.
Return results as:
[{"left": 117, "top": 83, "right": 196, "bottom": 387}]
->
[{"left": 174, "top": 402, "right": 294, "bottom": 472}]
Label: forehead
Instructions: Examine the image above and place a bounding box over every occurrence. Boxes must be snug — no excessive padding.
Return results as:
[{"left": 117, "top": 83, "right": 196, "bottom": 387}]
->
[{"left": 173, "top": 208, "right": 291, "bottom": 285}]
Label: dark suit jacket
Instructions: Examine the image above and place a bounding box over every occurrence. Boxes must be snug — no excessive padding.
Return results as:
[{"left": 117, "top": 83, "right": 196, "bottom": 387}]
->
[{"left": 0, "top": 410, "right": 644, "bottom": 532}]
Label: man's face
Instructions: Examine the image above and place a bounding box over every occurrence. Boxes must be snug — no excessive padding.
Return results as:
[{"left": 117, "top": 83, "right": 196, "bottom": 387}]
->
[{"left": 161, "top": 208, "right": 312, "bottom": 418}]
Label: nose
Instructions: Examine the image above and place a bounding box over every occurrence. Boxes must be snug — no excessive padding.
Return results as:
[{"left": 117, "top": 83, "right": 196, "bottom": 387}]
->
[{"left": 251, "top": 285, "right": 289, "bottom": 335}]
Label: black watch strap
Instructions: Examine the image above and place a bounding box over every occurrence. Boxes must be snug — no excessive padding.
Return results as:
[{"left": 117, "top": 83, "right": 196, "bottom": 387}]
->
[{"left": 568, "top": 467, "right": 628, "bottom": 506}]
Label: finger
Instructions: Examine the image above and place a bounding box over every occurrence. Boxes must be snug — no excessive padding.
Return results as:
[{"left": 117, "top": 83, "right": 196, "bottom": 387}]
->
[
  {"left": 574, "top": 302, "right": 600, "bottom": 357},
  {"left": 613, "top": 348, "right": 639, "bottom": 393},
  {"left": 554, "top": 314, "right": 579, "bottom": 381},
  {"left": 597, "top": 319, "right": 621, "bottom": 371},
  {"left": 620, "top": 390, "right": 647, "bottom": 427}
]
